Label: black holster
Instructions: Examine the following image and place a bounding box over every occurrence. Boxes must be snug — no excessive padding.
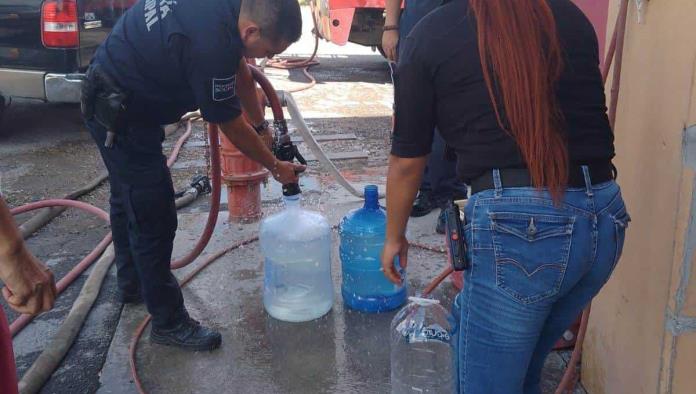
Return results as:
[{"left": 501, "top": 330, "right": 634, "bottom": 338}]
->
[{"left": 81, "top": 64, "right": 129, "bottom": 148}]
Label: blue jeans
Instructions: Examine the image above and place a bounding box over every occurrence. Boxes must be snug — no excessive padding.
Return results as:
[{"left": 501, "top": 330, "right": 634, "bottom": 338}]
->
[{"left": 452, "top": 168, "right": 630, "bottom": 394}]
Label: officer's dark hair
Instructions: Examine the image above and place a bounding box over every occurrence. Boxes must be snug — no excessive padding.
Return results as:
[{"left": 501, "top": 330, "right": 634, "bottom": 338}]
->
[{"left": 240, "top": 0, "right": 302, "bottom": 44}]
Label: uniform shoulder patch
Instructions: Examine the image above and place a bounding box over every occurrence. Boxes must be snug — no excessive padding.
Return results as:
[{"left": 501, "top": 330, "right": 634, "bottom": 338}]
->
[{"left": 212, "top": 75, "right": 236, "bottom": 102}]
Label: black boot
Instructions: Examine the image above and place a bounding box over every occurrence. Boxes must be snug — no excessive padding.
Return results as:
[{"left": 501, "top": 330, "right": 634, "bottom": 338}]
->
[
  {"left": 151, "top": 316, "right": 222, "bottom": 351},
  {"left": 411, "top": 190, "right": 434, "bottom": 217}
]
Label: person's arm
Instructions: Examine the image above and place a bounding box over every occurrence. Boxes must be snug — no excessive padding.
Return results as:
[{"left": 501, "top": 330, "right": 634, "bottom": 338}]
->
[
  {"left": 381, "top": 30, "right": 437, "bottom": 284},
  {"left": 218, "top": 115, "right": 304, "bottom": 184},
  {"left": 381, "top": 155, "right": 427, "bottom": 284},
  {"left": 0, "top": 198, "right": 56, "bottom": 315},
  {"left": 235, "top": 59, "right": 273, "bottom": 148},
  {"left": 382, "top": 0, "right": 402, "bottom": 62}
]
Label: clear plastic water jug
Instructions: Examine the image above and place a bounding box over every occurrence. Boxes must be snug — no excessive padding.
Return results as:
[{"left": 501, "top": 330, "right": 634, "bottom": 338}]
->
[
  {"left": 391, "top": 297, "right": 456, "bottom": 394},
  {"left": 339, "top": 185, "right": 407, "bottom": 312},
  {"left": 260, "top": 193, "right": 334, "bottom": 322}
]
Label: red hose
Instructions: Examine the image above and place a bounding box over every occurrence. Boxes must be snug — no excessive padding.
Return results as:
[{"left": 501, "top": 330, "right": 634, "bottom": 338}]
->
[
  {"left": 8, "top": 124, "right": 194, "bottom": 337},
  {"left": 170, "top": 123, "right": 221, "bottom": 269},
  {"left": 9, "top": 233, "right": 113, "bottom": 336},
  {"left": 264, "top": 12, "right": 321, "bottom": 93},
  {"left": 171, "top": 67, "right": 287, "bottom": 268},
  {"left": 10, "top": 199, "right": 109, "bottom": 220},
  {"left": 130, "top": 236, "right": 260, "bottom": 394},
  {"left": 249, "top": 67, "right": 285, "bottom": 122},
  {"left": 166, "top": 121, "right": 193, "bottom": 168}
]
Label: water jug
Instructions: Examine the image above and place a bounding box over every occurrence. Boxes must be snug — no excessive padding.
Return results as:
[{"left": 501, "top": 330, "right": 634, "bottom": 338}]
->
[
  {"left": 390, "top": 297, "right": 455, "bottom": 394},
  {"left": 260, "top": 193, "right": 333, "bottom": 322},
  {"left": 339, "top": 185, "right": 407, "bottom": 312}
]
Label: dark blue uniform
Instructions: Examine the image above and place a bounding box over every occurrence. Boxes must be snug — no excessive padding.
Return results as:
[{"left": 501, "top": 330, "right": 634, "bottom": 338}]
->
[
  {"left": 399, "top": 0, "right": 467, "bottom": 207},
  {"left": 86, "top": 0, "right": 244, "bottom": 329}
]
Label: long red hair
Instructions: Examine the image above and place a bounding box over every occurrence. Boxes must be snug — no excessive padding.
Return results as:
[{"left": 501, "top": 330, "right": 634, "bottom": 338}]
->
[{"left": 470, "top": 0, "right": 568, "bottom": 200}]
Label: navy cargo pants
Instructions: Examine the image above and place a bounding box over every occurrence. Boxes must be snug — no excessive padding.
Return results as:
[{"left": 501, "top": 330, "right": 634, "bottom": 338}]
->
[{"left": 87, "top": 118, "right": 186, "bottom": 329}]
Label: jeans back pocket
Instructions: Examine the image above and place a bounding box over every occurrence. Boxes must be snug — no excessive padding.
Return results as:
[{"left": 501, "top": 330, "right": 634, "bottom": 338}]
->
[{"left": 490, "top": 212, "right": 576, "bottom": 304}]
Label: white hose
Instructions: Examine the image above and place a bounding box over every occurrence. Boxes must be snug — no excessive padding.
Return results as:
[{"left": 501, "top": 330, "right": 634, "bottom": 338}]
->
[{"left": 284, "top": 93, "right": 384, "bottom": 199}]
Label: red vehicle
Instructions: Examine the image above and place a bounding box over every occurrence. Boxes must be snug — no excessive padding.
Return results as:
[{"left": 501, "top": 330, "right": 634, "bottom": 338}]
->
[
  {"left": 311, "top": 0, "right": 609, "bottom": 60},
  {"left": 310, "top": 0, "right": 395, "bottom": 55}
]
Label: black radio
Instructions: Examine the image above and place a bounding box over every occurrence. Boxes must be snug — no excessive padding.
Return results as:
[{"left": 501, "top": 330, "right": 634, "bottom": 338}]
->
[{"left": 444, "top": 200, "right": 469, "bottom": 271}]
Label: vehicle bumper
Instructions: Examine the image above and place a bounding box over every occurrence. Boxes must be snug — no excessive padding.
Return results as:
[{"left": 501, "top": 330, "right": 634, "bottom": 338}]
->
[{"left": 0, "top": 68, "right": 83, "bottom": 103}]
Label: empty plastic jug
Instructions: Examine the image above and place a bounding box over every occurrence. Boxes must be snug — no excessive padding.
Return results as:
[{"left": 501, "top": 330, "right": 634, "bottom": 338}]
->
[
  {"left": 390, "top": 297, "right": 455, "bottom": 394},
  {"left": 260, "top": 193, "right": 333, "bottom": 322},
  {"left": 339, "top": 185, "right": 407, "bottom": 312}
]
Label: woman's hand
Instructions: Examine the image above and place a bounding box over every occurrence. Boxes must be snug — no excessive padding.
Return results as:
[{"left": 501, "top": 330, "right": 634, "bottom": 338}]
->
[
  {"left": 382, "top": 30, "right": 399, "bottom": 63},
  {"left": 381, "top": 236, "right": 409, "bottom": 285}
]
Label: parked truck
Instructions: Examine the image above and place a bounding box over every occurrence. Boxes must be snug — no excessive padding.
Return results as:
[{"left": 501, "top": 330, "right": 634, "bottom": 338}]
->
[
  {"left": 310, "top": 0, "right": 392, "bottom": 56},
  {"left": 0, "top": 0, "right": 135, "bottom": 123}
]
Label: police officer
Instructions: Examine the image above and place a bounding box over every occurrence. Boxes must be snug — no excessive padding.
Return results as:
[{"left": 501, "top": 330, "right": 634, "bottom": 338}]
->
[
  {"left": 82, "top": 0, "right": 304, "bottom": 351},
  {"left": 382, "top": 0, "right": 467, "bottom": 234}
]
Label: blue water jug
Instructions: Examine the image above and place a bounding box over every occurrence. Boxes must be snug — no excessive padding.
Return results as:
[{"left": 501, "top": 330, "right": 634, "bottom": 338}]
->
[{"left": 339, "top": 185, "right": 407, "bottom": 312}]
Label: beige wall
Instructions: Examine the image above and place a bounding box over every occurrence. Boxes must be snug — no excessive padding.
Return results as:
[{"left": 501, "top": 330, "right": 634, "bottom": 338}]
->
[{"left": 583, "top": 1, "right": 696, "bottom": 393}]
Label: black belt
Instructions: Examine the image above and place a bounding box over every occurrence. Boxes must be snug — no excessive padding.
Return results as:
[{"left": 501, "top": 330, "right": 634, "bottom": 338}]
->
[{"left": 470, "top": 163, "right": 615, "bottom": 195}]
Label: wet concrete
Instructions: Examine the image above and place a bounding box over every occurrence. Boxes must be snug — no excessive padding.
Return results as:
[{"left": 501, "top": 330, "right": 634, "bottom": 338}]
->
[{"left": 99, "top": 191, "right": 585, "bottom": 394}]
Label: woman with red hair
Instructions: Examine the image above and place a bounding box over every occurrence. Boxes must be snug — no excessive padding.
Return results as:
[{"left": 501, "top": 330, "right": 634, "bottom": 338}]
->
[{"left": 382, "top": 0, "right": 629, "bottom": 392}]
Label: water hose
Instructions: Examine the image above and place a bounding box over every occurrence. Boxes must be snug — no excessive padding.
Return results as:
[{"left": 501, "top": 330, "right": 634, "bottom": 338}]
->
[
  {"left": 169, "top": 123, "right": 220, "bottom": 269},
  {"left": 283, "top": 92, "right": 381, "bottom": 199},
  {"left": 264, "top": 11, "right": 321, "bottom": 93},
  {"left": 8, "top": 123, "right": 196, "bottom": 336},
  {"left": 8, "top": 122, "right": 209, "bottom": 392},
  {"left": 17, "top": 245, "right": 115, "bottom": 394},
  {"left": 11, "top": 182, "right": 206, "bottom": 393},
  {"left": 17, "top": 122, "right": 190, "bottom": 240},
  {"left": 18, "top": 171, "right": 108, "bottom": 239}
]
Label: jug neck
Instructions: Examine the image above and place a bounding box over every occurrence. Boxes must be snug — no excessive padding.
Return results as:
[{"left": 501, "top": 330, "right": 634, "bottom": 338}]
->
[
  {"left": 284, "top": 194, "right": 301, "bottom": 210},
  {"left": 363, "top": 185, "right": 379, "bottom": 210}
]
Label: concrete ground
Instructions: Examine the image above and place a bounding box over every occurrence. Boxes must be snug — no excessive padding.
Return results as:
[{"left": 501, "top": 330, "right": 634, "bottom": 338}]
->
[{"left": 1, "top": 7, "right": 585, "bottom": 394}]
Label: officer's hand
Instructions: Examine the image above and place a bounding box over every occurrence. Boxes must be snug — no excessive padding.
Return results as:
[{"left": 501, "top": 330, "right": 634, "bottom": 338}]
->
[
  {"left": 382, "top": 30, "right": 399, "bottom": 63},
  {"left": 271, "top": 160, "right": 306, "bottom": 185},
  {"left": 260, "top": 128, "right": 274, "bottom": 150},
  {"left": 1, "top": 250, "right": 57, "bottom": 315}
]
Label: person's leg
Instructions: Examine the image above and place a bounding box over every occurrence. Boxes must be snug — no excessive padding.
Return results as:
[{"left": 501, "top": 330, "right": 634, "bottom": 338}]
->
[
  {"left": 123, "top": 169, "right": 185, "bottom": 328},
  {"left": 102, "top": 121, "right": 186, "bottom": 329},
  {"left": 0, "top": 308, "right": 18, "bottom": 394},
  {"left": 88, "top": 121, "right": 142, "bottom": 303}
]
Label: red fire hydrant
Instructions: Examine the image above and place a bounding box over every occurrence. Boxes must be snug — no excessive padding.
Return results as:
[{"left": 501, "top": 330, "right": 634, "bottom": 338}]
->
[
  {"left": 219, "top": 134, "right": 269, "bottom": 223},
  {"left": 218, "top": 81, "right": 269, "bottom": 223}
]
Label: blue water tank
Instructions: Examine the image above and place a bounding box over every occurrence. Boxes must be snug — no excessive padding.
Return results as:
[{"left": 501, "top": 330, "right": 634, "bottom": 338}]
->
[{"left": 339, "top": 185, "right": 407, "bottom": 312}]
